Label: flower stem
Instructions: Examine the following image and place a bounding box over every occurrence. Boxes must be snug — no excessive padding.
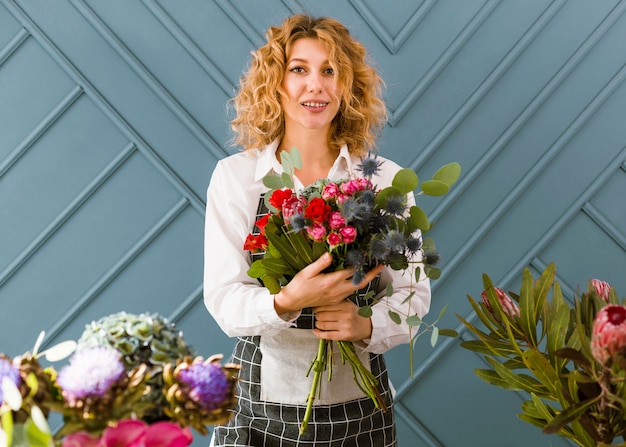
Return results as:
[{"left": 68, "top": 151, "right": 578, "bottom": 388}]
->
[{"left": 301, "top": 339, "right": 328, "bottom": 434}]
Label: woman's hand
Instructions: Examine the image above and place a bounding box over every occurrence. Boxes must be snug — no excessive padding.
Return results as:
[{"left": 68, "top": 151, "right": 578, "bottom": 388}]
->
[
  {"left": 273, "top": 252, "right": 383, "bottom": 315},
  {"left": 312, "top": 299, "right": 373, "bottom": 342}
]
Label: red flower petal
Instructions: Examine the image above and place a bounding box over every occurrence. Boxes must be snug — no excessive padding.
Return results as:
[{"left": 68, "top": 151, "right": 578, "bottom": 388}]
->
[{"left": 143, "top": 422, "right": 193, "bottom": 447}]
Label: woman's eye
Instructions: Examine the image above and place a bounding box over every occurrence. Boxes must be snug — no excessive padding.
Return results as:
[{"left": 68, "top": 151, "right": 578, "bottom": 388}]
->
[
  {"left": 324, "top": 67, "right": 334, "bottom": 75},
  {"left": 290, "top": 66, "right": 305, "bottom": 73}
]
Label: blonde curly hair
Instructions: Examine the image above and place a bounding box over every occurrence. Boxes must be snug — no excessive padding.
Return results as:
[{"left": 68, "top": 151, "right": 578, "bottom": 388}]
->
[{"left": 230, "top": 14, "right": 387, "bottom": 157}]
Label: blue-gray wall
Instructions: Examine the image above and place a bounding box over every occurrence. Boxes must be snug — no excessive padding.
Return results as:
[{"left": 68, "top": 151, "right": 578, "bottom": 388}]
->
[{"left": 1, "top": 1, "right": 625, "bottom": 446}]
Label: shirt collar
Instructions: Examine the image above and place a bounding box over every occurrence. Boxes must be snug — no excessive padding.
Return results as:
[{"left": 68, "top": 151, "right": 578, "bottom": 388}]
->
[{"left": 253, "top": 140, "right": 355, "bottom": 183}]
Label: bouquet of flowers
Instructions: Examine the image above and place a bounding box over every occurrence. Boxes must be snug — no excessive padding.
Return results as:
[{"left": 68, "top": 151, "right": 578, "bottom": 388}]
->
[
  {"left": 458, "top": 263, "right": 626, "bottom": 446},
  {"left": 244, "top": 149, "right": 460, "bottom": 433},
  {"left": 0, "top": 311, "right": 239, "bottom": 447}
]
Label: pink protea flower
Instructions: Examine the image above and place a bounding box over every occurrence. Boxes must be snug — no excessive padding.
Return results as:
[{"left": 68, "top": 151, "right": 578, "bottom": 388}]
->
[
  {"left": 281, "top": 196, "right": 304, "bottom": 225},
  {"left": 481, "top": 287, "right": 520, "bottom": 320},
  {"left": 591, "top": 279, "right": 612, "bottom": 302},
  {"left": 591, "top": 305, "right": 626, "bottom": 367}
]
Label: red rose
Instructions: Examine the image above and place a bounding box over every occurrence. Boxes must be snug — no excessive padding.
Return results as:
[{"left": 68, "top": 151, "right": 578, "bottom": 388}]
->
[
  {"left": 243, "top": 233, "right": 268, "bottom": 253},
  {"left": 269, "top": 189, "right": 293, "bottom": 210},
  {"left": 304, "top": 197, "right": 331, "bottom": 223}
]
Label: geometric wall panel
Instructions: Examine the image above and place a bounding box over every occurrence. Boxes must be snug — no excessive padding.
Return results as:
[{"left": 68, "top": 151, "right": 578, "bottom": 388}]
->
[{"left": 1, "top": 1, "right": 625, "bottom": 445}]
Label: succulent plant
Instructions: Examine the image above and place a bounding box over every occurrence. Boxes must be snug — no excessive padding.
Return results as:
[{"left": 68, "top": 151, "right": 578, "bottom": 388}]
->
[
  {"left": 162, "top": 354, "right": 239, "bottom": 434},
  {"left": 77, "top": 311, "right": 195, "bottom": 422}
]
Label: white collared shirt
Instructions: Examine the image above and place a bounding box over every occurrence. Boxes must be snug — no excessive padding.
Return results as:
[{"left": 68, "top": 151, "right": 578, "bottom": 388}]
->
[{"left": 203, "top": 141, "right": 431, "bottom": 354}]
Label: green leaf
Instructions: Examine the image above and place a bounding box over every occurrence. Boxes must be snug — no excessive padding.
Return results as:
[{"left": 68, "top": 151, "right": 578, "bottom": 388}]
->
[
  {"left": 2, "top": 411, "right": 14, "bottom": 447},
  {"left": 263, "top": 174, "right": 284, "bottom": 190},
  {"left": 432, "top": 162, "right": 461, "bottom": 186},
  {"left": 290, "top": 147, "right": 303, "bottom": 169},
  {"left": 542, "top": 396, "right": 600, "bottom": 435},
  {"left": 474, "top": 369, "right": 519, "bottom": 390},
  {"left": 385, "top": 283, "right": 394, "bottom": 297},
  {"left": 259, "top": 257, "right": 291, "bottom": 275},
  {"left": 406, "top": 315, "right": 422, "bottom": 326},
  {"left": 522, "top": 350, "right": 560, "bottom": 397},
  {"left": 280, "top": 150, "right": 293, "bottom": 173},
  {"left": 388, "top": 310, "right": 402, "bottom": 324},
  {"left": 425, "top": 266, "right": 441, "bottom": 280},
  {"left": 392, "top": 168, "right": 418, "bottom": 194},
  {"left": 430, "top": 326, "right": 439, "bottom": 347},
  {"left": 439, "top": 329, "right": 458, "bottom": 337},
  {"left": 438, "top": 304, "right": 449, "bottom": 320},
  {"left": 261, "top": 275, "right": 281, "bottom": 294},
  {"left": 484, "top": 356, "right": 547, "bottom": 395},
  {"left": 459, "top": 339, "right": 518, "bottom": 357},
  {"left": 409, "top": 206, "right": 430, "bottom": 232},
  {"left": 281, "top": 172, "right": 294, "bottom": 189},
  {"left": 519, "top": 268, "right": 538, "bottom": 348},
  {"left": 42, "top": 340, "right": 76, "bottom": 362},
  {"left": 421, "top": 180, "right": 449, "bottom": 196},
  {"left": 358, "top": 306, "right": 373, "bottom": 318}
]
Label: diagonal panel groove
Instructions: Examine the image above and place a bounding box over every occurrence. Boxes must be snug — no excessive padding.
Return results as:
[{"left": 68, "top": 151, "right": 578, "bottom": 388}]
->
[
  {"left": 0, "top": 141, "right": 136, "bottom": 289},
  {"left": 388, "top": 0, "right": 501, "bottom": 126},
  {"left": 410, "top": 0, "right": 567, "bottom": 172},
  {"left": 69, "top": 0, "right": 227, "bottom": 161},
  {"left": 427, "top": 0, "right": 626, "bottom": 226},
  {"left": 2, "top": 0, "right": 206, "bottom": 213},
  {"left": 348, "top": 0, "right": 436, "bottom": 54},
  {"left": 0, "top": 26, "right": 29, "bottom": 67},
  {"left": 0, "top": 84, "right": 83, "bottom": 179},
  {"left": 583, "top": 202, "right": 626, "bottom": 251},
  {"left": 40, "top": 196, "right": 191, "bottom": 349}
]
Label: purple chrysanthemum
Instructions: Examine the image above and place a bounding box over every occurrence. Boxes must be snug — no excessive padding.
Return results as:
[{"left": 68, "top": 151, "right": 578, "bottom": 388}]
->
[
  {"left": 0, "top": 358, "right": 20, "bottom": 404},
  {"left": 178, "top": 362, "right": 230, "bottom": 411},
  {"left": 56, "top": 346, "right": 125, "bottom": 400}
]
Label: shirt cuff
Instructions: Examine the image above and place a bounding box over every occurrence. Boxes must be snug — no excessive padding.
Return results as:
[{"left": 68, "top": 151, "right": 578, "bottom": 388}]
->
[{"left": 256, "top": 291, "right": 301, "bottom": 328}]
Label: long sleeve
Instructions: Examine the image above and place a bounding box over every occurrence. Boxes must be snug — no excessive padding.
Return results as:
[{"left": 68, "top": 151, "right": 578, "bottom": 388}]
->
[{"left": 203, "top": 153, "right": 297, "bottom": 337}]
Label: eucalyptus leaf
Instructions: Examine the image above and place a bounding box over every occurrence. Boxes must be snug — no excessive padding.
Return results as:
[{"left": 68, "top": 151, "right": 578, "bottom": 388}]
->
[
  {"left": 421, "top": 180, "right": 449, "bottom": 196},
  {"left": 430, "top": 326, "right": 439, "bottom": 347},
  {"left": 409, "top": 206, "right": 430, "bottom": 232},
  {"left": 424, "top": 266, "right": 441, "bottom": 280},
  {"left": 392, "top": 168, "right": 418, "bottom": 194},
  {"left": 263, "top": 174, "right": 284, "bottom": 190},
  {"left": 290, "top": 147, "right": 303, "bottom": 169},
  {"left": 432, "top": 162, "right": 461, "bottom": 186},
  {"left": 358, "top": 306, "right": 373, "bottom": 318},
  {"left": 406, "top": 315, "right": 422, "bottom": 326},
  {"left": 388, "top": 310, "right": 401, "bottom": 325},
  {"left": 281, "top": 172, "right": 294, "bottom": 189},
  {"left": 439, "top": 329, "right": 458, "bottom": 338}
]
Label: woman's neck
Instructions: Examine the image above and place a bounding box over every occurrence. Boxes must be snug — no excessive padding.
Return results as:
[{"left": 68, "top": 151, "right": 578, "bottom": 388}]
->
[{"left": 278, "top": 132, "right": 338, "bottom": 186}]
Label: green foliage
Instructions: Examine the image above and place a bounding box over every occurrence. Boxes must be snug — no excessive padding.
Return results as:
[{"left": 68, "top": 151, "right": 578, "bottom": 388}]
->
[{"left": 458, "top": 263, "right": 626, "bottom": 447}]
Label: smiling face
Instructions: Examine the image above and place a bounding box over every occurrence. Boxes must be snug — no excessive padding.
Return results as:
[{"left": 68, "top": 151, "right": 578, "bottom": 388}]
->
[{"left": 281, "top": 38, "right": 342, "bottom": 138}]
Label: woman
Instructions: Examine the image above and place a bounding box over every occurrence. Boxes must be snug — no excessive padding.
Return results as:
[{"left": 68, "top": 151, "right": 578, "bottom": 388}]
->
[{"left": 204, "top": 14, "right": 431, "bottom": 446}]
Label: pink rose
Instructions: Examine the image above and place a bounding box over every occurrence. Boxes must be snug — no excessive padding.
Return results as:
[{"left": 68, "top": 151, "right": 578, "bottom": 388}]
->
[
  {"left": 327, "top": 232, "right": 342, "bottom": 247},
  {"left": 591, "top": 305, "right": 626, "bottom": 367},
  {"left": 328, "top": 212, "right": 346, "bottom": 230},
  {"left": 339, "top": 226, "right": 357, "bottom": 244},
  {"left": 306, "top": 223, "right": 327, "bottom": 242},
  {"left": 340, "top": 179, "right": 361, "bottom": 195},
  {"left": 322, "top": 182, "right": 340, "bottom": 200}
]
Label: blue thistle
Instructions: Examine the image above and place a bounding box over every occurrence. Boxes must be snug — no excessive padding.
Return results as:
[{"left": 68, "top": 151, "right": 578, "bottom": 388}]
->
[
  {"left": 340, "top": 198, "right": 372, "bottom": 226},
  {"left": 178, "top": 362, "right": 231, "bottom": 411},
  {"left": 382, "top": 194, "right": 406, "bottom": 216},
  {"left": 345, "top": 249, "right": 366, "bottom": 268},
  {"left": 56, "top": 346, "right": 125, "bottom": 400},
  {"left": 423, "top": 250, "right": 441, "bottom": 266},
  {"left": 370, "top": 237, "right": 390, "bottom": 263},
  {"left": 289, "top": 213, "right": 307, "bottom": 232},
  {"left": 406, "top": 236, "right": 423, "bottom": 253},
  {"left": 357, "top": 153, "right": 384, "bottom": 178},
  {"left": 351, "top": 268, "right": 366, "bottom": 286},
  {"left": 358, "top": 189, "right": 376, "bottom": 207},
  {"left": 0, "top": 357, "right": 20, "bottom": 404},
  {"left": 383, "top": 230, "right": 407, "bottom": 252}
]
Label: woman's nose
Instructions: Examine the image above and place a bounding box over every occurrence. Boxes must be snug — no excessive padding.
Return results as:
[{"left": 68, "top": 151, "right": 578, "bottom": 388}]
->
[{"left": 307, "top": 73, "right": 323, "bottom": 93}]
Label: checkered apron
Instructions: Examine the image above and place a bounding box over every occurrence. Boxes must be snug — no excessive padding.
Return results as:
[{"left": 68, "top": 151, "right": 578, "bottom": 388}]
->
[{"left": 212, "top": 196, "right": 396, "bottom": 446}]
